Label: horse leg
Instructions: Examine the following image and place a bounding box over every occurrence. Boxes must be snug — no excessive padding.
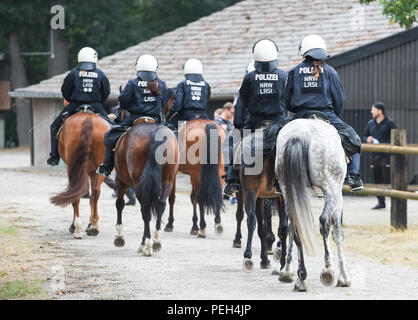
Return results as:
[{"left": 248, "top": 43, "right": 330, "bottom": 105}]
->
[
  {"left": 293, "top": 229, "right": 308, "bottom": 292},
  {"left": 164, "top": 179, "right": 176, "bottom": 232},
  {"left": 72, "top": 199, "right": 82, "bottom": 239},
  {"left": 233, "top": 190, "right": 244, "bottom": 248},
  {"left": 190, "top": 191, "right": 199, "bottom": 235},
  {"left": 197, "top": 203, "right": 207, "bottom": 238},
  {"left": 264, "top": 199, "right": 275, "bottom": 254},
  {"left": 114, "top": 182, "right": 129, "bottom": 247},
  {"left": 277, "top": 226, "right": 294, "bottom": 283},
  {"left": 319, "top": 194, "right": 336, "bottom": 286},
  {"left": 256, "top": 199, "right": 270, "bottom": 269},
  {"left": 138, "top": 206, "right": 153, "bottom": 256},
  {"left": 331, "top": 193, "right": 351, "bottom": 287},
  {"left": 213, "top": 207, "right": 223, "bottom": 236},
  {"left": 242, "top": 191, "right": 257, "bottom": 272},
  {"left": 153, "top": 184, "right": 169, "bottom": 253},
  {"left": 86, "top": 173, "right": 103, "bottom": 236},
  {"left": 276, "top": 196, "right": 290, "bottom": 271}
]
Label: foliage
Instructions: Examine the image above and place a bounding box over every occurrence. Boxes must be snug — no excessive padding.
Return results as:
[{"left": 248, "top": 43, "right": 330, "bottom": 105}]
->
[
  {"left": 0, "top": 0, "right": 241, "bottom": 84},
  {"left": 360, "top": 0, "right": 417, "bottom": 29}
]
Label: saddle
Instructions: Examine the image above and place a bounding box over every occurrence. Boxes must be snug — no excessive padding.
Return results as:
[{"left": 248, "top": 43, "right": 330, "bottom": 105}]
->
[
  {"left": 233, "top": 121, "right": 282, "bottom": 170},
  {"left": 56, "top": 105, "right": 101, "bottom": 139},
  {"left": 296, "top": 111, "right": 361, "bottom": 157}
]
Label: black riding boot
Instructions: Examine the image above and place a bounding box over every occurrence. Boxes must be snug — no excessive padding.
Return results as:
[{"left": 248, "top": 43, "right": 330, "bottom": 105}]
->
[
  {"left": 372, "top": 196, "right": 386, "bottom": 209},
  {"left": 125, "top": 188, "right": 136, "bottom": 206},
  {"left": 97, "top": 147, "right": 115, "bottom": 177},
  {"left": 47, "top": 122, "right": 60, "bottom": 166},
  {"left": 223, "top": 165, "right": 240, "bottom": 196}
]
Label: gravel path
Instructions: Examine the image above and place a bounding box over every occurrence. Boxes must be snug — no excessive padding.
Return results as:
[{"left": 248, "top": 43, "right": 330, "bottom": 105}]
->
[{"left": 0, "top": 149, "right": 417, "bottom": 300}]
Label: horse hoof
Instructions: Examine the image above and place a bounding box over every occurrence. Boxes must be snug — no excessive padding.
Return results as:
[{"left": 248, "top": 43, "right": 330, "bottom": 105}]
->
[
  {"left": 137, "top": 245, "right": 144, "bottom": 254},
  {"left": 86, "top": 226, "right": 99, "bottom": 236},
  {"left": 320, "top": 269, "right": 335, "bottom": 286},
  {"left": 243, "top": 258, "right": 254, "bottom": 273},
  {"left": 114, "top": 237, "right": 125, "bottom": 247},
  {"left": 197, "top": 230, "right": 206, "bottom": 238},
  {"left": 69, "top": 223, "right": 75, "bottom": 234},
  {"left": 214, "top": 223, "right": 223, "bottom": 235},
  {"left": 273, "top": 247, "right": 282, "bottom": 263},
  {"left": 164, "top": 225, "right": 173, "bottom": 232},
  {"left": 232, "top": 240, "right": 241, "bottom": 248},
  {"left": 152, "top": 241, "right": 162, "bottom": 252},
  {"left": 336, "top": 279, "right": 351, "bottom": 287},
  {"left": 294, "top": 280, "right": 307, "bottom": 292},
  {"left": 190, "top": 228, "right": 199, "bottom": 235},
  {"left": 260, "top": 260, "right": 271, "bottom": 269},
  {"left": 73, "top": 233, "right": 82, "bottom": 240},
  {"left": 278, "top": 271, "right": 294, "bottom": 283}
]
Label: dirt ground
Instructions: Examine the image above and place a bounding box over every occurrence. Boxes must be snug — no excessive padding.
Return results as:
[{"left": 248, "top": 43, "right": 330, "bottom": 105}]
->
[{"left": 0, "top": 148, "right": 417, "bottom": 300}]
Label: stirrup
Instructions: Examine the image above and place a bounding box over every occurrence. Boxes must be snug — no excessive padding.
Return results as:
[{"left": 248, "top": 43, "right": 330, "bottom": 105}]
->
[
  {"left": 224, "top": 182, "right": 240, "bottom": 196},
  {"left": 47, "top": 156, "right": 60, "bottom": 166}
]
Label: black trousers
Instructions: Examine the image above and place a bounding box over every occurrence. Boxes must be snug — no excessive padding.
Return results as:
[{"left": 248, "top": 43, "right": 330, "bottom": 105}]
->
[
  {"left": 49, "top": 103, "right": 112, "bottom": 157},
  {"left": 372, "top": 155, "right": 391, "bottom": 204}
]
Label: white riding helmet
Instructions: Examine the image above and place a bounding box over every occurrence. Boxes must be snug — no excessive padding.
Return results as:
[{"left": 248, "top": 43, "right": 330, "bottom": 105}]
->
[
  {"left": 299, "top": 34, "right": 329, "bottom": 60},
  {"left": 77, "top": 47, "right": 98, "bottom": 70},
  {"left": 136, "top": 54, "right": 158, "bottom": 81},
  {"left": 184, "top": 58, "right": 203, "bottom": 75},
  {"left": 252, "top": 39, "right": 278, "bottom": 62},
  {"left": 246, "top": 61, "right": 255, "bottom": 73}
]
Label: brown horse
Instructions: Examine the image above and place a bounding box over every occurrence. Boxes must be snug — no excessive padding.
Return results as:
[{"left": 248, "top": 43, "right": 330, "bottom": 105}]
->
[
  {"left": 234, "top": 127, "right": 291, "bottom": 277},
  {"left": 163, "top": 119, "right": 226, "bottom": 238},
  {"left": 50, "top": 112, "right": 110, "bottom": 239},
  {"left": 112, "top": 122, "right": 178, "bottom": 256}
]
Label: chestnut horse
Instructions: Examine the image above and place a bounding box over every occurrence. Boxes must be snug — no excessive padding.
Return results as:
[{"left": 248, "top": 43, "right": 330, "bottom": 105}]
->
[
  {"left": 50, "top": 112, "right": 110, "bottom": 239},
  {"left": 164, "top": 119, "right": 226, "bottom": 238},
  {"left": 113, "top": 122, "right": 179, "bottom": 256}
]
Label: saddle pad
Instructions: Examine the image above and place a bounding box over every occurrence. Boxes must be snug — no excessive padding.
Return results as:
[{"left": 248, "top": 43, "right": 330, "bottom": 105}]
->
[
  {"left": 112, "top": 131, "right": 129, "bottom": 152},
  {"left": 133, "top": 117, "right": 156, "bottom": 125}
]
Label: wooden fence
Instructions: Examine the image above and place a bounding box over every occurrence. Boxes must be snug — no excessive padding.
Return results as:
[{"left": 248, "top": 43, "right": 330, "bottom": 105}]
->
[{"left": 344, "top": 129, "right": 416, "bottom": 230}]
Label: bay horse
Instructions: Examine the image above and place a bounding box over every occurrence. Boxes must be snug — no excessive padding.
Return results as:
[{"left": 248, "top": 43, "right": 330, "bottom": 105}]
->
[
  {"left": 233, "top": 125, "right": 290, "bottom": 275},
  {"left": 163, "top": 119, "right": 226, "bottom": 238},
  {"left": 113, "top": 121, "right": 178, "bottom": 256},
  {"left": 50, "top": 112, "right": 110, "bottom": 239},
  {"left": 275, "top": 118, "right": 351, "bottom": 291}
]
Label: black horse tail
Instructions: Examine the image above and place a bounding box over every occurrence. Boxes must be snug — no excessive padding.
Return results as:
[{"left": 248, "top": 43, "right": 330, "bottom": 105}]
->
[
  {"left": 197, "top": 123, "right": 224, "bottom": 214},
  {"left": 137, "top": 129, "right": 165, "bottom": 218},
  {"left": 50, "top": 118, "right": 93, "bottom": 207},
  {"left": 282, "top": 132, "right": 319, "bottom": 256}
]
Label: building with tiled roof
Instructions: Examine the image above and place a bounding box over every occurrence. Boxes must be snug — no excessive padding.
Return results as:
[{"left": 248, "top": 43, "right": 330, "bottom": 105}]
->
[{"left": 9, "top": 0, "right": 417, "bottom": 169}]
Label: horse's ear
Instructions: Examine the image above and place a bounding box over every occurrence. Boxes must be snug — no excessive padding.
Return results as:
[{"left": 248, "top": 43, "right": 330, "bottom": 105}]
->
[{"left": 119, "top": 85, "right": 122, "bottom": 93}]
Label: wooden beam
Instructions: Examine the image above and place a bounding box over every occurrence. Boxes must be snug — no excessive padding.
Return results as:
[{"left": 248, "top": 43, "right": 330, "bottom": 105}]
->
[
  {"left": 361, "top": 143, "right": 418, "bottom": 155},
  {"left": 391, "top": 130, "right": 407, "bottom": 230},
  {"left": 342, "top": 185, "right": 418, "bottom": 200}
]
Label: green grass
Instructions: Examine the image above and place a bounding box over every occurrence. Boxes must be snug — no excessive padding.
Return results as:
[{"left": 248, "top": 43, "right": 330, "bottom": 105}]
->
[
  {"left": 0, "top": 279, "right": 43, "bottom": 299},
  {"left": 0, "top": 224, "right": 18, "bottom": 235}
]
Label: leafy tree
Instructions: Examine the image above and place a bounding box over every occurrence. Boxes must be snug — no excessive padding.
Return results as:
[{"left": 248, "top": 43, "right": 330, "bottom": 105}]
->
[{"left": 360, "top": 0, "right": 417, "bottom": 29}]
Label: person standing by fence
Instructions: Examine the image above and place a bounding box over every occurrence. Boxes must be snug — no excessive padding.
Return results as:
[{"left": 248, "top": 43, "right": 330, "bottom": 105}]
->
[{"left": 363, "top": 102, "right": 398, "bottom": 209}]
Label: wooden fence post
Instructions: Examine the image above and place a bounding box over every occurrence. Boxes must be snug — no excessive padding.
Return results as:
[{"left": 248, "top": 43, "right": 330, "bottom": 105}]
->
[{"left": 390, "top": 129, "right": 407, "bottom": 230}]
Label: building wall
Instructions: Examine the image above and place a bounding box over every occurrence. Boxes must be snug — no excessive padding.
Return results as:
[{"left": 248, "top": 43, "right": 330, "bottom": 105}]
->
[
  {"left": 334, "top": 39, "right": 418, "bottom": 182},
  {"left": 32, "top": 98, "right": 62, "bottom": 167}
]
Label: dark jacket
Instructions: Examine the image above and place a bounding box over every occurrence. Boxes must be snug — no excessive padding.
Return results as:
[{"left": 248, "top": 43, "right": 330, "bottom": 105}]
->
[
  {"left": 239, "top": 68, "right": 287, "bottom": 119},
  {"left": 170, "top": 75, "right": 211, "bottom": 115},
  {"left": 285, "top": 58, "right": 345, "bottom": 116},
  {"left": 118, "top": 77, "right": 168, "bottom": 120},
  {"left": 61, "top": 67, "right": 110, "bottom": 105},
  {"left": 363, "top": 117, "right": 398, "bottom": 144}
]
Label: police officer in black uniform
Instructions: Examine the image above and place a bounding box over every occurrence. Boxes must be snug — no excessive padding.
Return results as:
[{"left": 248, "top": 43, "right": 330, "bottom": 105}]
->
[
  {"left": 285, "top": 34, "right": 363, "bottom": 191},
  {"left": 224, "top": 39, "right": 289, "bottom": 196},
  {"left": 47, "top": 47, "right": 113, "bottom": 166},
  {"left": 166, "top": 58, "right": 210, "bottom": 127},
  {"left": 363, "top": 102, "right": 398, "bottom": 208},
  {"left": 97, "top": 54, "right": 168, "bottom": 177}
]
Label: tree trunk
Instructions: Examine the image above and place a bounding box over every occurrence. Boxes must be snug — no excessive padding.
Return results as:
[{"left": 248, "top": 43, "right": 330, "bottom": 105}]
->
[{"left": 48, "top": 29, "right": 69, "bottom": 77}]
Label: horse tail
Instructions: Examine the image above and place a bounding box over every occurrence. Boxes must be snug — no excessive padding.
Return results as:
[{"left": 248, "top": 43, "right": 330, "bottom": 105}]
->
[
  {"left": 50, "top": 118, "right": 93, "bottom": 207},
  {"left": 197, "top": 123, "right": 223, "bottom": 214},
  {"left": 137, "top": 129, "right": 164, "bottom": 218},
  {"left": 282, "top": 132, "right": 319, "bottom": 256}
]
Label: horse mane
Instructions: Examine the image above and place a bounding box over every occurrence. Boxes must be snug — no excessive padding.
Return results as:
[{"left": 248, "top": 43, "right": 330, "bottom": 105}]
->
[
  {"left": 163, "top": 95, "right": 175, "bottom": 117},
  {"left": 147, "top": 80, "right": 161, "bottom": 96},
  {"left": 312, "top": 60, "right": 324, "bottom": 79}
]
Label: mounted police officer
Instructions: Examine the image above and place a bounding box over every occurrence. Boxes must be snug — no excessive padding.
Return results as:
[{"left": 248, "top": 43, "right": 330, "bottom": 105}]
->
[
  {"left": 47, "top": 47, "right": 113, "bottom": 166},
  {"left": 224, "top": 39, "right": 289, "bottom": 196},
  {"left": 284, "top": 34, "right": 363, "bottom": 191},
  {"left": 166, "top": 58, "right": 210, "bottom": 127},
  {"left": 97, "top": 54, "right": 168, "bottom": 177}
]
